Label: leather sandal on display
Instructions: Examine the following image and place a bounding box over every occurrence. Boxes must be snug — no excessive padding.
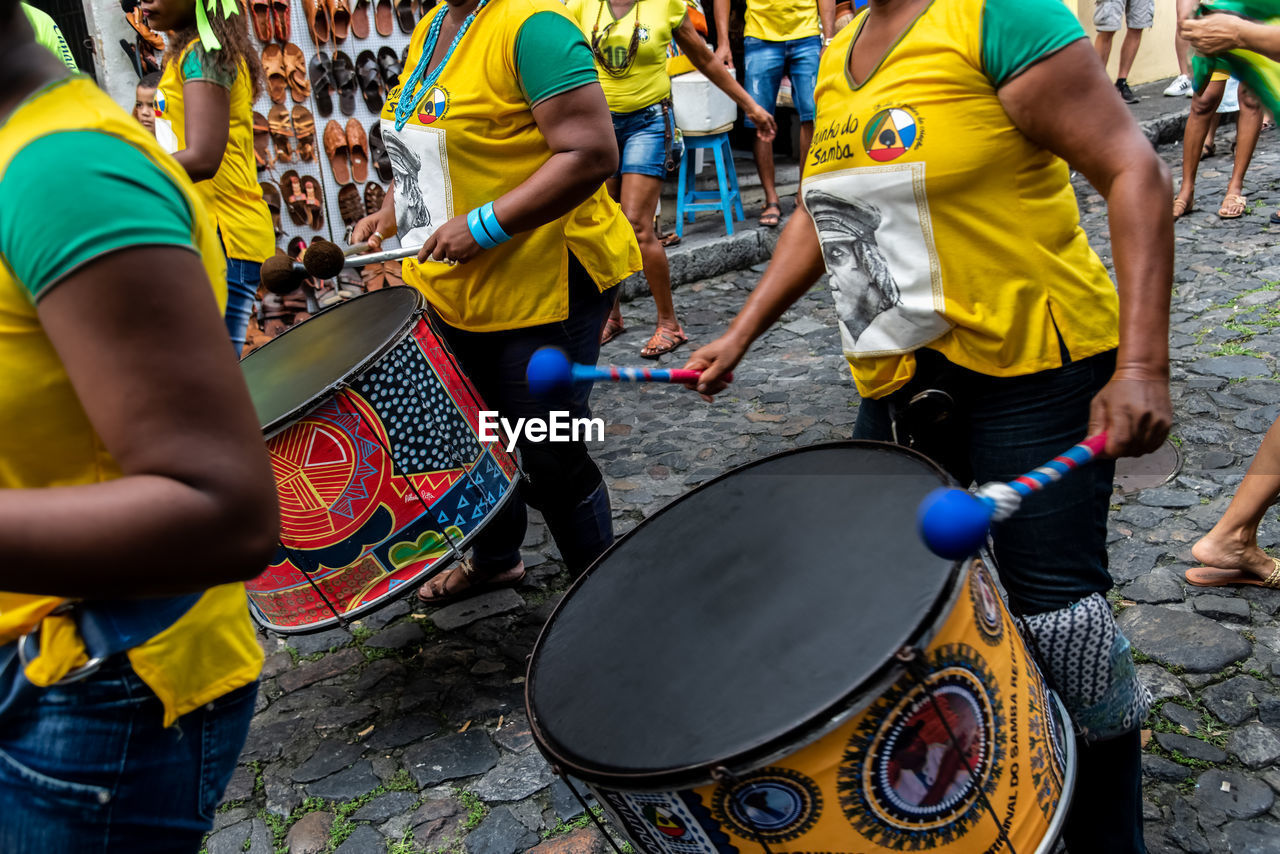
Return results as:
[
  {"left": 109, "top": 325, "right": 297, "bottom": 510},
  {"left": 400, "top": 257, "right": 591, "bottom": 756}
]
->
[
  {"left": 331, "top": 50, "right": 358, "bottom": 116},
  {"left": 262, "top": 44, "right": 288, "bottom": 104},
  {"left": 267, "top": 103, "right": 295, "bottom": 162},
  {"left": 364, "top": 181, "right": 384, "bottom": 216},
  {"left": 331, "top": 0, "right": 351, "bottom": 41},
  {"left": 338, "top": 182, "right": 363, "bottom": 226},
  {"left": 292, "top": 106, "right": 317, "bottom": 161},
  {"left": 280, "top": 171, "right": 309, "bottom": 226},
  {"left": 395, "top": 0, "right": 414, "bottom": 33},
  {"left": 303, "top": 0, "right": 331, "bottom": 45},
  {"left": 355, "top": 50, "right": 384, "bottom": 113},
  {"left": 377, "top": 45, "right": 402, "bottom": 90},
  {"left": 250, "top": 0, "right": 274, "bottom": 41},
  {"left": 272, "top": 0, "right": 291, "bottom": 40},
  {"left": 303, "top": 177, "right": 324, "bottom": 229},
  {"left": 260, "top": 182, "right": 283, "bottom": 235},
  {"left": 351, "top": 0, "right": 370, "bottom": 38},
  {"left": 374, "top": 0, "right": 393, "bottom": 36},
  {"left": 323, "top": 119, "right": 352, "bottom": 183},
  {"left": 369, "top": 122, "right": 393, "bottom": 182},
  {"left": 346, "top": 117, "right": 369, "bottom": 183},
  {"left": 283, "top": 44, "right": 311, "bottom": 102},
  {"left": 309, "top": 51, "right": 334, "bottom": 117},
  {"left": 360, "top": 259, "right": 386, "bottom": 291},
  {"left": 252, "top": 110, "right": 272, "bottom": 169}
]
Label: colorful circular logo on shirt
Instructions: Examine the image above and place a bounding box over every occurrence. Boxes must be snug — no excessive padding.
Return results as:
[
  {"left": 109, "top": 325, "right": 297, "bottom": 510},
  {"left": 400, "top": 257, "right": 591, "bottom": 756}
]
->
[
  {"left": 711, "top": 768, "right": 823, "bottom": 843},
  {"left": 863, "top": 108, "right": 918, "bottom": 162},
  {"left": 417, "top": 86, "right": 450, "bottom": 124}
]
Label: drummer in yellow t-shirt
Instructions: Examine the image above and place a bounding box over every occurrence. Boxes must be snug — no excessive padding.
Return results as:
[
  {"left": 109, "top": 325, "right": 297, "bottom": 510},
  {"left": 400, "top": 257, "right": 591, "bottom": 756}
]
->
[
  {"left": 713, "top": 0, "right": 834, "bottom": 227},
  {"left": 564, "top": 0, "right": 776, "bottom": 359}
]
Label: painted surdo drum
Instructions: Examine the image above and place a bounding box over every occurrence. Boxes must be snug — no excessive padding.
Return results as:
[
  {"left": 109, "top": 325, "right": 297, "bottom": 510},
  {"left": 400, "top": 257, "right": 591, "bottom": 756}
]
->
[
  {"left": 240, "top": 288, "right": 518, "bottom": 633},
  {"left": 527, "top": 442, "right": 1075, "bottom": 854}
]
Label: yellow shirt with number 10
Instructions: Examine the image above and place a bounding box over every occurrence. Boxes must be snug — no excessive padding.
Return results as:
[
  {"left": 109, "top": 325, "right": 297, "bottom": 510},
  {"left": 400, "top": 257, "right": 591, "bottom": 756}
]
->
[{"left": 565, "top": 0, "right": 690, "bottom": 113}]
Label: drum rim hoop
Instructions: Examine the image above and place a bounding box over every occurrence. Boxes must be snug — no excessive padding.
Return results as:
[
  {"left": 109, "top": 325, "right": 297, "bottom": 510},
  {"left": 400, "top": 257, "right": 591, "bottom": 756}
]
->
[
  {"left": 523, "top": 439, "right": 965, "bottom": 791},
  {"left": 242, "top": 287, "right": 426, "bottom": 437}
]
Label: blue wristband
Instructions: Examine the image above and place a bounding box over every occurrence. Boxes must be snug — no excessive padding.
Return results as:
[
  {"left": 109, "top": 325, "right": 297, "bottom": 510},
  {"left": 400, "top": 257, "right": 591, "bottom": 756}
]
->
[
  {"left": 479, "top": 201, "right": 512, "bottom": 244},
  {"left": 467, "top": 207, "right": 499, "bottom": 250}
]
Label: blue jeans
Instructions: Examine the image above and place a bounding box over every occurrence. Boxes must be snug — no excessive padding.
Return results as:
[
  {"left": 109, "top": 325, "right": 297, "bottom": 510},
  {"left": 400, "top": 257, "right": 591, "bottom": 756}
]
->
[
  {"left": 854, "top": 347, "right": 1147, "bottom": 854},
  {"left": 225, "top": 257, "right": 260, "bottom": 356},
  {"left": 0, "top": 651, "right": 257, "bottom": 852},
  {"left": 611, "top": 103, "right": 675, "bottom": 178},
  {"left": 743, "top": 36, "right": 821, "bottom": 124},
  {"left": 430, "top": 254, "right": 617, "bottom": 575}
]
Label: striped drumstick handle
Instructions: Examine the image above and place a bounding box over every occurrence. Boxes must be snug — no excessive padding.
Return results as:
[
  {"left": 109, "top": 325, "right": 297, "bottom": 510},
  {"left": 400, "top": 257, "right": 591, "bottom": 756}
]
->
[
  {"left": 570, "top": 365, "right": 733, "bottom": 384},
  {"left": 1008, "top": 432, "right": 1108, "bottom": 498}
]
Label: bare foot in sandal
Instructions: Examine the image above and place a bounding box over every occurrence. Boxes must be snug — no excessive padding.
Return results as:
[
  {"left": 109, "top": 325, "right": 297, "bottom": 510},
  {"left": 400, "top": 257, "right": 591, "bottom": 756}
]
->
[
  {"left": 758, "top": 201, "right": 781, "bottom": 228},
  {"left": 601, "top": 314, "right": 626, "bottom": 345},
  {"left": 416, "top": 559, "right": 525, "bottom": 606},
  {"left": 1219, "top": 192, "right": 1247, "bottom": 219},
  {"left": 640, "top": 325, "right": 688, "bottom": 359},
  {"left": 1187, "top": 533, "right": 1280, "bottom": 588},
  {"left": 1172, "top": 196, "right": 1194, "bottom": 219}
]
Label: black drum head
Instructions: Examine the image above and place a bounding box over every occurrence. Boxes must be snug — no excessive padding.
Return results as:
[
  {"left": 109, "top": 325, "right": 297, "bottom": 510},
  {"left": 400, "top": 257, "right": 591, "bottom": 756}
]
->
[
  {"left": 527, "top": 442, "right": 957, "bottom": 788},
  {"left": 240, "top": 288, "right": 422, "bottom": 433}
]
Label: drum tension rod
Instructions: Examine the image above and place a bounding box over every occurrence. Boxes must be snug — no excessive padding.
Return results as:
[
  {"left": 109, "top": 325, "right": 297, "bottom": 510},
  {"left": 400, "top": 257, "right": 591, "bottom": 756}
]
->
[
  {"left": 552, "top": 766, "right": 626, "bottom": 854},
  {"left": 711, "top": 766, "right": 777, "bottom": 854}
]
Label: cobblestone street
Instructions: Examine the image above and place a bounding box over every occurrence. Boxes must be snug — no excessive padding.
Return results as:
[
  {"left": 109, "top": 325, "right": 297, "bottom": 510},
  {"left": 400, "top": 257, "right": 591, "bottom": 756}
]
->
[{"left": 206, "top": 129, "right": 1280, "bottom": 854}]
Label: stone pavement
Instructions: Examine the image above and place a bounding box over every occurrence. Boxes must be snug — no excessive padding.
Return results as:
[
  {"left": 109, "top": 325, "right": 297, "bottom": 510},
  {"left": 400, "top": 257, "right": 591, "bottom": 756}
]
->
[{"left": 205, "top": 121, "right": 1280, "bottom": 854}]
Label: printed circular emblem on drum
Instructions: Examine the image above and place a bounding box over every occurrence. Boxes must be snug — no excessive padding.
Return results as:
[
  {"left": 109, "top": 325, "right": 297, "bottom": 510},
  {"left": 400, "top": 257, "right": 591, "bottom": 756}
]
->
[
  {"left": 838, "top": 644, "right": 1005, "bottom": 849},
  {"left": 968, "top": 561, "right": 1004, "bottom": 646},
  {"left": 711, "top": 768, "right": 823, "bottom": 843}
]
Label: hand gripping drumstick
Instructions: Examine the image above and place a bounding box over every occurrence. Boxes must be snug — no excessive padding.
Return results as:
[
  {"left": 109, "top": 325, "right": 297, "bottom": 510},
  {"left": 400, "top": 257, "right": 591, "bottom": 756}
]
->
[
  {"left": 526, "top": 347, "right": 732, "bottom": 397},
  {"left": 260, "top": 240, "right": 427, "bottom": 294},
  {"left": 916, "top": 432, "right": 1109, "bottom": 559}
]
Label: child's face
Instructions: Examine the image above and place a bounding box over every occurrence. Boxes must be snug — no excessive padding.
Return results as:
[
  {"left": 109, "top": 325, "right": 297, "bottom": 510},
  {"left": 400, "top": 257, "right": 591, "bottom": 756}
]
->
[{"left": 133, "top": 86, "right": 157, "bottom": 133}]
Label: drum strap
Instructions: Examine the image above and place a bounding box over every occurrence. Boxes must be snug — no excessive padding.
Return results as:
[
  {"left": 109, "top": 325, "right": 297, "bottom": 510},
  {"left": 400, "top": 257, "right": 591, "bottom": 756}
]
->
[{"left": 17, "top": 594, "right": 203, "bottom": 687}]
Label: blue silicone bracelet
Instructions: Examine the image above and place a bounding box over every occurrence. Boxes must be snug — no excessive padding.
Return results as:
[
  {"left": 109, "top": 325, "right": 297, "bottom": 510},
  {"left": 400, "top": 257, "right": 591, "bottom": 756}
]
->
[
  {"left": 467, "top": 207, "right": 498, "bottom": 250},
  {"left": 479, "top": 201, "right": 512, "bottom": 244}
]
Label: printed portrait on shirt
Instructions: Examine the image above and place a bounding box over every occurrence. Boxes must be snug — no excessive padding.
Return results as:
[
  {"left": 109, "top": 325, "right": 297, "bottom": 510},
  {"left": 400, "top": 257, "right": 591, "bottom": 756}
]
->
[
  {"left": 803, "top": 164, "right": 950, "bottom": 357},
  {"left": 381, "top": 120, "right": 452, "bottom": 248}
]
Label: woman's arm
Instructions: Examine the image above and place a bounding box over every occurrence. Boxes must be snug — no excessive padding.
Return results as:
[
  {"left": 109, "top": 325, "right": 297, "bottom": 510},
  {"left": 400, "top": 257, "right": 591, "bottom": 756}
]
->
[
  {"left": 818, "top": 0, "right": 836, "bottom": 44},
  {"left": 1182, "top": 13, "right": 1280, "bottom": 60},
  {"left": 999, "top": 38, "right": 1173, "bottom": 458},
  {"left": 0, "top": 247, "right": 279, "bottom": 597},
  {"left": 676, "top": 16, "right": 777, "bottom": 139},
  {"left": 171, "top": 80, "right": 231, "bottom": 182},
  {"left": 713, "top": 0, "right": 733, "bottom": 65},
  {"left": 683, "top": 207, "right": 826, "bottom": 397},
  {"left": 417, "top": 81, "right": 619, "bottom": 264}
]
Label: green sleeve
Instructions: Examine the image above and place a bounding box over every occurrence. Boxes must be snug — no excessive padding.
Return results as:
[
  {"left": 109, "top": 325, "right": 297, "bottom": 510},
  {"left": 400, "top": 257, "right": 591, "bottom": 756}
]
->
[
  {"left": 22, "top": 4, "right": 77, "bottom": 71},
  {"left": 179, "top": 43, "right": 237, "bottom": 90},
  {"left": 980, "top": 0, "right": 1085, "bottom": 88},
  {"left": 514, "top": 11, "right": 601, "bottom": 107},
  {"left": 0, "top": 132, "right": 195, "bottom": 302}
]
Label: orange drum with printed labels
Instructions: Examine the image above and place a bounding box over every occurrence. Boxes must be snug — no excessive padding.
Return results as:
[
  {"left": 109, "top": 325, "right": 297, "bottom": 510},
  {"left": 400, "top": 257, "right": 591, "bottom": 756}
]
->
[
  {"left": 527, "top": 443, "right": 1075, "bottom": 854},
  {"left": 240, "top": 288, "right": 518, "bottom": 633}
]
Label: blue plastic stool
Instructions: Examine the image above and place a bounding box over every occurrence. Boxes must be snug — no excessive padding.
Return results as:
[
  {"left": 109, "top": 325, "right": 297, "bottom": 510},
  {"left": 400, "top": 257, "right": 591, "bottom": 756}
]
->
[{"left": 675, "top": 129, "right": 745, "bottom": 238}]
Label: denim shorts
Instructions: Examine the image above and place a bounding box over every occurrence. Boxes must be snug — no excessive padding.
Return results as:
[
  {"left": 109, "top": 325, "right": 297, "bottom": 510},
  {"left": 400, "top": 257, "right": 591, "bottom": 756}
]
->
[
  {"left": 743, "top": 35, "right": 821, "bottom": 124},
  {"left": 0, "top": 651, "right": 257, "bottom": 852},
  {"left": 853, "top": 348, "right": 1119, "bottom": 616},
  {"left": 611, "top": 103, "right": 670, "bottom": 178}
]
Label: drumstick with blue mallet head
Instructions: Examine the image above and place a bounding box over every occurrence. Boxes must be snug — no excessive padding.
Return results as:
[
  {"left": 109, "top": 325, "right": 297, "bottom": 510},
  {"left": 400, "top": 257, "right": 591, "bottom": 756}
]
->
[
  {"left": 526, "top": 346, "right": 733, "bottom": 397},
  {"left": 916, "top": 432, "right": 1109, "bottom": 559}
]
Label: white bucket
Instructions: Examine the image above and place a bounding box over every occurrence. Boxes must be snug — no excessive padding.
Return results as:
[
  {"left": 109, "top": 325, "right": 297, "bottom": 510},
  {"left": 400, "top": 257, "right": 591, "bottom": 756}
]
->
[{"left": 671, "top": 71, "right": 737, "bottom": 133}]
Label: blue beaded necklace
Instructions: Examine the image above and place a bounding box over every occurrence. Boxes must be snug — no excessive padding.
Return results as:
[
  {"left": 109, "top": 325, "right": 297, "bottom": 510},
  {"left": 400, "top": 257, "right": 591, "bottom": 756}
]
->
[{"left": 393, "top": 0, "right": 492, "bottom": 131}]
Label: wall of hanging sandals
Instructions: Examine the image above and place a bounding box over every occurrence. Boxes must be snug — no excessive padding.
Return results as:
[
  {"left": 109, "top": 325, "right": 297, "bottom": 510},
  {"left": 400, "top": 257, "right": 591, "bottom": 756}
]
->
[
  {"left": 119, "top": 0, "right": 429, "bottom": 351},
  {"left": 245, "top": 0, "right": 426, "bottom": 349}
]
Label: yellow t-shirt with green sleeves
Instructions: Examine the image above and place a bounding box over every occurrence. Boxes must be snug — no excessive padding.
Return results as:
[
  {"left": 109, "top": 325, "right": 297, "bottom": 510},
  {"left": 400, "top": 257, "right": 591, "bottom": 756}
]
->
[
  {"left": 564, "top": 0, "right": 689, "bottom": 113},
  {"left": 801, "top": 0, "right": 1119, "bottom": 400},
  {"left": 383, "top": 0, "right": 640, "bottom": 332},
  {"left": 157, "top": 40, "right": 275, "bottom": 264},
  {"left": 745, "top": 0, "right": 819, "bottom": 41},
  {"left": 0, "top": 76, "right": 262, "bottom": 727}
]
